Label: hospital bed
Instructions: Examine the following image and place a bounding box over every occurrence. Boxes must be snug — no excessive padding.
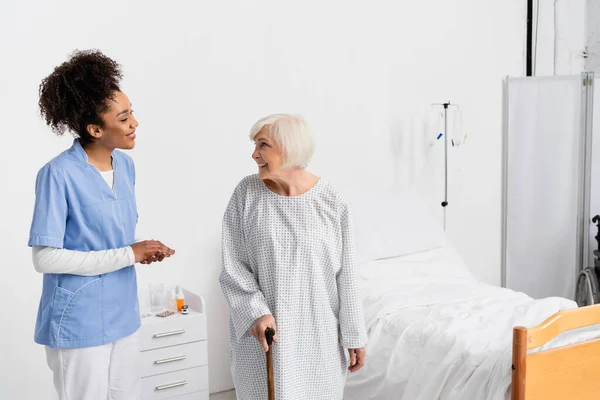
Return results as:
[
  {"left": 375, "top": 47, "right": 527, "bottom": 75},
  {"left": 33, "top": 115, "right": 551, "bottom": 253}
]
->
[{"left": 343, "top": 189, "right": 600, "bottom": 400}]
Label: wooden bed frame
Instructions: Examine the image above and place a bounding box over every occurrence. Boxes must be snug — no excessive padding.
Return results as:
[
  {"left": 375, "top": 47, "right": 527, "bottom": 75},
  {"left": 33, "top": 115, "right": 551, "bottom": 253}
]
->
[{"left": 511, "top": 303, "right": 600, "bottom": 399}]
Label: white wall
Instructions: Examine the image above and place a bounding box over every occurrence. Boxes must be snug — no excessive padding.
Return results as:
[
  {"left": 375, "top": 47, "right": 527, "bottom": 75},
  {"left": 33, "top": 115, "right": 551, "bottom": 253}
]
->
[
  {"left": 534, "top": 0, "right": 587, "bottom": 75},
  {"left": 587, "top": 0, "right": 600, "bottom": 71},
  {"left": 536, "top": 0, "right": 600, "bottom": 74},
  {"left": 0, "top": 1, "right": 526, "bottom": 398}
]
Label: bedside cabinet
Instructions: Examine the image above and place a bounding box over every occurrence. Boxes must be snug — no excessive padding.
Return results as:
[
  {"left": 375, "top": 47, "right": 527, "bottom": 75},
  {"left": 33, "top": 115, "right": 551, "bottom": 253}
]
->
[{"left": 139, "top": 288, "right": 209, "bottom": 399}]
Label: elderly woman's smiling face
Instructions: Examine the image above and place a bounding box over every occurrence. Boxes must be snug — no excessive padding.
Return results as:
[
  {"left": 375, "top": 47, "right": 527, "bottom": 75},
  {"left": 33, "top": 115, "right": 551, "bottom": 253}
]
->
[{"left": 252, "top": 126, "right": 285, "bottom": 180}]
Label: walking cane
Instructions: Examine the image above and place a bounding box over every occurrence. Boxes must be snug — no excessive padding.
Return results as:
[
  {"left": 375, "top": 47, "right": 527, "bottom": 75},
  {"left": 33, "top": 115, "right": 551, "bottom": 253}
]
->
[{"left": 265, "top": 327, "right": 276, "bottom": 400}]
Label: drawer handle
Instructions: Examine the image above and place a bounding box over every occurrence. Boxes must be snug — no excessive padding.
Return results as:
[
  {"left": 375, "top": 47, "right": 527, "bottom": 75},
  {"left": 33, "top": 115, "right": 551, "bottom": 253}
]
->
[
  {"left": 153, "top": 329, "right": 186, "bottom": 338},
  {"left": 155, "top": 380, "right": 187, "bottom": 391},
  {"left": 154, "top": 355, "right": 187, "bottom": 365}
]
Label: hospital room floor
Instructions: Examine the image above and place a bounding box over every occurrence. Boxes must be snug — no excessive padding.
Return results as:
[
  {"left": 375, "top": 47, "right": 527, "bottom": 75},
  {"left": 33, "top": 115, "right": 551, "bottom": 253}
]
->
[{"left": 210, "top": 390, "right": 236, "bottom": 400}]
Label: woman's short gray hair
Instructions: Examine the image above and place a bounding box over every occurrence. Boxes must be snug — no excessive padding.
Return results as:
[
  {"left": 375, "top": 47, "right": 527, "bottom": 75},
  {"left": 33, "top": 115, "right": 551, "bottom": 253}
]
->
[{"left": 249, "top": 114, "right": 315, "bottom": 169}]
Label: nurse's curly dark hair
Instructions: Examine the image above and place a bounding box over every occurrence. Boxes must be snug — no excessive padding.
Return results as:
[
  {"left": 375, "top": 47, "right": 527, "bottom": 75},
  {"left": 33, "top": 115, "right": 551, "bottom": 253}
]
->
[{"left": 38, "top": 49, "right": 123, "bottom": 146}]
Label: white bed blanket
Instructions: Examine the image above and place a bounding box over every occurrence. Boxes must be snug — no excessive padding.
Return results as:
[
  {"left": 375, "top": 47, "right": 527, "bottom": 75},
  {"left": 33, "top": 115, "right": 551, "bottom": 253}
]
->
[{"left": 344, "top": 247, "right": 600, "bottom": 400}]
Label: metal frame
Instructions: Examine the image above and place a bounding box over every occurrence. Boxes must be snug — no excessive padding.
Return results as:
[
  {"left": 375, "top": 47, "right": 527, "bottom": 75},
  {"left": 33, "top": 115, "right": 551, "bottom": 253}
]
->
[
  {"left": 431, "top": 101, "right": 460, "bottom": 232},
  {"left": 576, "top": 72, "right": 595, "bottom": 293},
  {"left": 501, "top": 77, "right": 510, "bottom": 288}
]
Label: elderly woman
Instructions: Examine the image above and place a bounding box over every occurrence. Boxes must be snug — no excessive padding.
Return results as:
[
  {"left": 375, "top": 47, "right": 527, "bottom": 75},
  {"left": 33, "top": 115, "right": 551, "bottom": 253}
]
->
[{"left": 219, "top": 114, "right": 368, "bottom": 399}]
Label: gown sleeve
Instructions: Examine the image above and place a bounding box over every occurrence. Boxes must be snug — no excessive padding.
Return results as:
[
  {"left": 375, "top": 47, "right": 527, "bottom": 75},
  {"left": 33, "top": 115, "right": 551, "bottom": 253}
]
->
[
  {"left": 219, "top": 183, "right": 271, "bottom": 342},
  {"left": 337, "top": 202, "right": 369, "bottom": 349}
]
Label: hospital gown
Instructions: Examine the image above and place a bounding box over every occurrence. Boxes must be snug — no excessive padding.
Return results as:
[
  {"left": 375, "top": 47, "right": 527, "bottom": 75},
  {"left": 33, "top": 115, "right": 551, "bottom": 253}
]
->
[{"left": 219, "top": 174, "right": 368, "bottom": 400}]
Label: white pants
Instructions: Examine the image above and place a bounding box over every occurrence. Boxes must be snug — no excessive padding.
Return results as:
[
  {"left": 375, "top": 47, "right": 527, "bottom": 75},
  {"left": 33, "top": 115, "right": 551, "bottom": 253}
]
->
[{"left": 45, "top": 332, "right": 140, "bottom": 400}]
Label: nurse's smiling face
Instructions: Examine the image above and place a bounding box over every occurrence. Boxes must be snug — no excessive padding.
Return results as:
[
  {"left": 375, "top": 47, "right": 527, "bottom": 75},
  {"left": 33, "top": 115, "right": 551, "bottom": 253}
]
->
[{"left": 87, "top": 91, "right": 139, "bottom": 150}]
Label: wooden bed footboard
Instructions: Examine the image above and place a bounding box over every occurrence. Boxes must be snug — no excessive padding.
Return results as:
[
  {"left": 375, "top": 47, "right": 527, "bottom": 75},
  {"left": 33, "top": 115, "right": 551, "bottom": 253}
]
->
[{"left": 511, "top": 304, "right": 600, "bottom": 399}]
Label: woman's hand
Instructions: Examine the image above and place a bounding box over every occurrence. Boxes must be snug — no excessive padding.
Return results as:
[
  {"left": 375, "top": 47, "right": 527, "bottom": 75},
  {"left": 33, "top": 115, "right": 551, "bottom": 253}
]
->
[
  {"left": 251, "top": 314, "right": 278, "bottom": 352},
  {"left": 131, "top": 240, "right": 175, "bottom": 264},
  {"left": 140, "top": 251, "right": 168, "bottom": 264},
  {"left": 348, "top": 347, "right": 366, "bottom": 372}
]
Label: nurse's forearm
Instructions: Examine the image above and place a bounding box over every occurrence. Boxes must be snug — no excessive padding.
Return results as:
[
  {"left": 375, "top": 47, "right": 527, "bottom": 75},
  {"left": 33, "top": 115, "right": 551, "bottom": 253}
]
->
[{"left": 32, "top": 245, "right": 135, "bottom": 276}]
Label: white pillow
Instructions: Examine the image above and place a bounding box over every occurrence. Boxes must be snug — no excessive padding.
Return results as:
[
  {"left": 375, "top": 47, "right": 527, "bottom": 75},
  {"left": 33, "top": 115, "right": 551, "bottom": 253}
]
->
[
  {"left": 346, "top": 188, "right": 445, "bottom": 263},
  {"left": 358, "top": 242, "right": 475, "bottom": 282}
]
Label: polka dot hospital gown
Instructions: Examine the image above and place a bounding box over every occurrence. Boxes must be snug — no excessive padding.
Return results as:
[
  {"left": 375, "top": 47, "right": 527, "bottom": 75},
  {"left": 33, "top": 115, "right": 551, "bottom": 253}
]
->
[{"left": 219, "top": 174, "right": 368, "bottom": 400}]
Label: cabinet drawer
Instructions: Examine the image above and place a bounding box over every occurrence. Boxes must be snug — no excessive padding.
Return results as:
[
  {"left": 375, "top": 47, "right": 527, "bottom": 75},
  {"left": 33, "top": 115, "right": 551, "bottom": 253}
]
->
[
  {"left": 164, "top": 390, "right": 208, "bottom": 399},
  {"left": 139, "top": 313, "right": 206, "bottom": 351},
  {"left": 140, "top": 340, "right": 207, "bottom": 378},
  {"left": 141, "top": 365, "right": 208, "bottom": 399}
]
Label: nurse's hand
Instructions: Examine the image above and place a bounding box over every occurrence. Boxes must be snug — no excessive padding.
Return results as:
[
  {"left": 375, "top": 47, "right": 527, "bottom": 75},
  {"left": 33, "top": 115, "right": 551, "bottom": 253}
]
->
[
  {"left": 131, "top": 240, "right": 175, "bottom": 264},
  {"left": 143, "top": 252, "right": 167, "bottom": 264},
  {"left": 141, "top": 251, "right": 169, "bottom": 264},
  {"left": 251, "top": 314, "right": 278, "bottom": 352}
]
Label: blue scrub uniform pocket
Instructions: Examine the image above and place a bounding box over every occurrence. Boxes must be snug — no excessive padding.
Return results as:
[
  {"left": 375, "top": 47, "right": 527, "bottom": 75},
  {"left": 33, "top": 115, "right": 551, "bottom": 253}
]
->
[{"left": 49, "top": 278, "right": 103, "bottom": 348}]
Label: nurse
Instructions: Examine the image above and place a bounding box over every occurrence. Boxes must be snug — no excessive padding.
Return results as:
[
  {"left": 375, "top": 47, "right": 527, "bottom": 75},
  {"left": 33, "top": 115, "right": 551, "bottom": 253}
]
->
[{"left": 28, "top": 49, "right": 175, "bottom": 399}]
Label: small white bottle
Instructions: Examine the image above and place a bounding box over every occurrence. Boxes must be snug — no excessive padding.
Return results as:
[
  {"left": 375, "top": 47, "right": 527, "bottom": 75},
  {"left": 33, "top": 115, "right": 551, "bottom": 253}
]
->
[{"left": 176, "top": 286, "right": 185, "bottom": 312}]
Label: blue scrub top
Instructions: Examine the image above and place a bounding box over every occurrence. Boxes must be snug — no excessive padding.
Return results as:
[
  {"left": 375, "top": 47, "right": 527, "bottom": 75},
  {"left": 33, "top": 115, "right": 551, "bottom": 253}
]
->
[{"left": 28, "top": 139, "right": 140, "bottom": 348}]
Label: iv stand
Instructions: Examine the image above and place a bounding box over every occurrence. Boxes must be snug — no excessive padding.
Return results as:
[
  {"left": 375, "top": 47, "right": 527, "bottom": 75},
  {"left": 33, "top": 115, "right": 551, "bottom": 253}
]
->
[{"left": 430, "top": 101, "right": 459, "bottom": 231}]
